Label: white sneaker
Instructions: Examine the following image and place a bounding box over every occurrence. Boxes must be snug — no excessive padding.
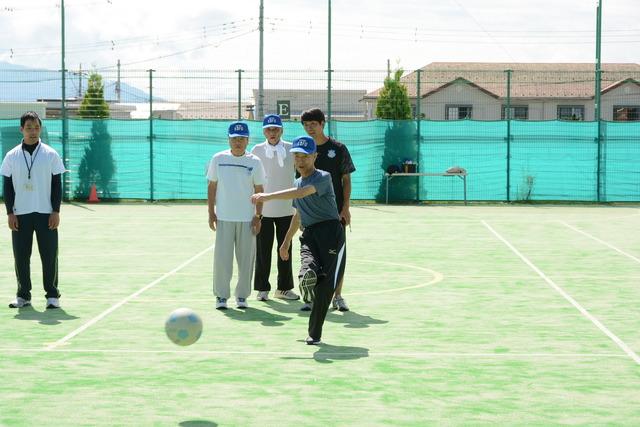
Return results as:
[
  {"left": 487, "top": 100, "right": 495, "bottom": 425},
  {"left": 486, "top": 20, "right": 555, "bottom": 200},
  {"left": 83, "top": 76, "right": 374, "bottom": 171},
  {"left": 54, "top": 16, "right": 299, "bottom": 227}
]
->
[
  {"left": 46, "top": 298, "right": 61, "bottom": 309},
  {"left": 299, "top": 270, "right": 317, "bottom": 304},
  {"left": 9, "top": 297, "right": 31, "bottom": 308},
  {"left": 256, "top": 291, "right": 269, "bottom": 301},
  {"left": 215, "top": 297, "right": 228, "bottom": 310},
  {"left": 332, "top": 296, "right": 349, "bottom": 312},
  {"left": 300, "top": 302, "right": 312, "bottom": 312},
  {"left": 274, "top": 289, "right": 300, "bottom": 300},
  {"left": 305, "top": 336, "right": 321, "bottom": 345},
  {"left": 236, "top": 298, "right": 249, "bottom": 309}
]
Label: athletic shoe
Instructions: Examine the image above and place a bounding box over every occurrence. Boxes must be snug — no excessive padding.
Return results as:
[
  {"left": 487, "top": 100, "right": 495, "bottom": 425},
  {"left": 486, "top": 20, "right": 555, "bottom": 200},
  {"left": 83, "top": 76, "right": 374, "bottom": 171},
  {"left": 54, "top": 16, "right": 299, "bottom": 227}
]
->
[
  {"left": 305, "top": 336, "right": 321, "bottom": 345},
  {"left": 332, "top": 296, "right": 349, "bottom": 312},
  {"left": 299, "top": 270, "right": 317, "bottom": 304},
  {"left": 9, "top": 297, "right": 31, "bottom": 308},
  {"left": 300, "top": 302, "right": 312, "bottom": 312},
  {"left": 274, "top": 289, "right": 300, "bottom": 300},
  {"left": 256, "top": 291, "right": 269, "bottom": 301},
  {"left": 236, "top": 298, "right": 248, "bottom": 309},
  {"left": 215, "top": 297, "right": 228, "bottom": 310},
  {"left": 46, "top": 298, "right": 61, "bottom": 309}
]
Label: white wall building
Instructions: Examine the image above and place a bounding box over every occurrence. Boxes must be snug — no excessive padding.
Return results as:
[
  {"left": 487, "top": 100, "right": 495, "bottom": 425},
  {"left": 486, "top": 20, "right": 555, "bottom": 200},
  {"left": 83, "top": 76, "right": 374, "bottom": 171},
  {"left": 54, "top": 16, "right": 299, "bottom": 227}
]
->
[{"left": 364, "top": 63, "right": 640, "bottom": 121}]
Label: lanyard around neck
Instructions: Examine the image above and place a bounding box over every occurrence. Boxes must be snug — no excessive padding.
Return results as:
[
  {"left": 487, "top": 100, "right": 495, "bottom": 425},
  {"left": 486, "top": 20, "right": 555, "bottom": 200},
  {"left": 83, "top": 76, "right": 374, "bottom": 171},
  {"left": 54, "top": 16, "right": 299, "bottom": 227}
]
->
[{"left": 21, "top": 143, "right": 41, "bottom": 180}]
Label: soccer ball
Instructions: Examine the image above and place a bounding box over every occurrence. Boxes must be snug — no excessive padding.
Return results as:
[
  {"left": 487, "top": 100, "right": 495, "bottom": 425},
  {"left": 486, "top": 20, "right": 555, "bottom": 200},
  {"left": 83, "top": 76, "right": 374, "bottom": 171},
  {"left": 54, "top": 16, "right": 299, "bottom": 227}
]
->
[{"left": 165, "top": 308, "right": 203, "bottom": 346}]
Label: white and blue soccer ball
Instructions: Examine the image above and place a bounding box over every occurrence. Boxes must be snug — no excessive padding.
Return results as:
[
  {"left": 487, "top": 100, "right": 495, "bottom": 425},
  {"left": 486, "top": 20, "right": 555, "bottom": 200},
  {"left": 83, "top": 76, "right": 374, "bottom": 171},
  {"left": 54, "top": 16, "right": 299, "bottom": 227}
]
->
[{"left": 165, "top": 308, "right": 203, "bottom": 346}]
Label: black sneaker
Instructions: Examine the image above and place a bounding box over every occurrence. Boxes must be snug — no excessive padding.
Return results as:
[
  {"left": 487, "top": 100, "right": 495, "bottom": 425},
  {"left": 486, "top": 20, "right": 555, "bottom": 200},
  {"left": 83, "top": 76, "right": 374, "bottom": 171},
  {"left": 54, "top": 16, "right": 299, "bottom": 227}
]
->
[
  {"left": 305, "top": 336, "right": 321, "bottom": 345},
  {"left": 299, "top": 270, "right": 317, "bottom": 304}
]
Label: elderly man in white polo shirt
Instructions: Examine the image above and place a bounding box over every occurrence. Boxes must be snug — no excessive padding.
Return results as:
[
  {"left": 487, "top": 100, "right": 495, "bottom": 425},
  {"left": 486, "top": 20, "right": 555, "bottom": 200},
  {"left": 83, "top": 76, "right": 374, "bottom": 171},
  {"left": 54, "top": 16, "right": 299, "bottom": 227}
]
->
[
  {"left": 250, "top": 114, "right": 300, "bottom": 302},
  {"left": 207, "top": 121, "right": 265, "bottom": 310},
  {"left": 1, "top": 111, "right": 66, "bottom": 309}
]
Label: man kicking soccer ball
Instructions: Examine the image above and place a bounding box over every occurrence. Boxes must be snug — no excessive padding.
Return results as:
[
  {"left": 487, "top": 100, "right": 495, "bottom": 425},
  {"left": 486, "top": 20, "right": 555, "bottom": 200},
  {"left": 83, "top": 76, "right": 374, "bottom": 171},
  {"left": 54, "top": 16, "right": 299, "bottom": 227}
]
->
[{"left": 251, "top": 136, "right": 345, "bottom": 345}]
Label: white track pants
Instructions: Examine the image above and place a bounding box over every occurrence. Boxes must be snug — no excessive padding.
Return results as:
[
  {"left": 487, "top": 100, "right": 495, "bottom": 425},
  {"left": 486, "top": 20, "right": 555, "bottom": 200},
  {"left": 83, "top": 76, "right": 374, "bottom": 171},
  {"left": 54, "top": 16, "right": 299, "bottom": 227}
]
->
[{"left": 213, "top": 221, "right": 256, "bottom": 299}]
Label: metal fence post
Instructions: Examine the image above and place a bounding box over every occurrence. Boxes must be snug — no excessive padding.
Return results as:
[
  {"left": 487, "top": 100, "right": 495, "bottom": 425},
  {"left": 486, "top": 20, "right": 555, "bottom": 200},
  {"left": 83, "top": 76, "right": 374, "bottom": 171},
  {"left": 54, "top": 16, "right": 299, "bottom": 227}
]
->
[
  {"left": 505, "top": 69, "right": 512, "bottom": 202},
  {"left": 595, "top": 0, "right": 603, "bottom": 201},
  {"left": 416, "top": 69, "right": 421, "bottom": 202},
  {"left": 60, "top": 0, "right": 69, "bottom": 200},
  {"left": 236, "top": 69, "right": 244, "bottom": 120},
  {"left": 327, "top": 0, "right": 332, "bottom": 136},
  {"left": 148, "top": 69, "right": 155, "bottom": 201}
]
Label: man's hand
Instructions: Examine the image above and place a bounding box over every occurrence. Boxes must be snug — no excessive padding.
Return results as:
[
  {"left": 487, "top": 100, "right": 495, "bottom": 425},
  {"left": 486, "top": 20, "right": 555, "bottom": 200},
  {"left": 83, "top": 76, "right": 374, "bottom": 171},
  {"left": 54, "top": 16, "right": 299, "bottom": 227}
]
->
[
  {"left": 48, "top": 212, "right": 60, "bottom": 230},
  {"left": 208, "top": 212, "right": 217, "bottom": 231},
  {"left": 7, "top": 213, "right": 18, "bottom": 231},
  {"left": 279, "top": 240, "right": 291, "bottom": 261},
  {"left": 340, "top": 207, "right": 351, "bottom": 226},
  {"left": 251, "top": 215, "right": 262, "bottom": 235},
  {"left": 250, "top": 193, "right": 267, "bottom": 205}
]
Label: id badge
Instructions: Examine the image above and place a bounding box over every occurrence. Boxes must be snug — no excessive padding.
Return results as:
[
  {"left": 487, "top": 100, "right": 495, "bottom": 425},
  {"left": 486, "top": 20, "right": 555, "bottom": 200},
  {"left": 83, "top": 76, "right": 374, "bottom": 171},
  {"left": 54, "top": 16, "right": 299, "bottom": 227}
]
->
[{"left": 24, "top": 182, "right": 34, "bottom": 192}]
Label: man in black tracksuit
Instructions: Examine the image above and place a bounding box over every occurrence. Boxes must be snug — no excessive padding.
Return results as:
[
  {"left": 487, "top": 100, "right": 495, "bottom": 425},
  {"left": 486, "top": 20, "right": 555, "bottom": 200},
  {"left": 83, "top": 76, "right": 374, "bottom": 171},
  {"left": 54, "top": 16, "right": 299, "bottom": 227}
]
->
[
  {"left": 251, "top": 136, "right": 345, "bottom": 345},
  {"left": 301, "top": 108, "right": 355, "bottom": 312}
]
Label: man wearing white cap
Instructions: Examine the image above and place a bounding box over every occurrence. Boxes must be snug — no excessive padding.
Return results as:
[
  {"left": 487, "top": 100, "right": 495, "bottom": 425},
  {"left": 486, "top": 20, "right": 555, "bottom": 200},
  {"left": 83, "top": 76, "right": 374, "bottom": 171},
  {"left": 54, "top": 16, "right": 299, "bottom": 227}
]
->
[
  {"left": 207, "top": 121, "right": 265, "bottom": 310},
  {"left": 250, "top": 114, "right": 300, "bottom": 302}
]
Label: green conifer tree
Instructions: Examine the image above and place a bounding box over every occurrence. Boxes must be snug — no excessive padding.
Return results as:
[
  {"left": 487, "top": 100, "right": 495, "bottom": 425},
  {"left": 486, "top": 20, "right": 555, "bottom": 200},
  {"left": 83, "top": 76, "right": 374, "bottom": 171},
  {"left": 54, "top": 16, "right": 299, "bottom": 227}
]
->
[
  {"left": 375, "top": 69, "right": 419, "bottom": 202},
  {"left": 75, "top": 73, "right": 116, "bottom": 198}
]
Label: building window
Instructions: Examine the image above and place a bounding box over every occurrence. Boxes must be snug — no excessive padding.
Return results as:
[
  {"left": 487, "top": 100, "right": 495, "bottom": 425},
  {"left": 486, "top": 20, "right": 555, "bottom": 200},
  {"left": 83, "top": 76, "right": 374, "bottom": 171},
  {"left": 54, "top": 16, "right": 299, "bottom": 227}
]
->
[
  {"left": 446, "top": 105, "right": 472, "bottom": 120},
  {"left": 501, "top": 105, "right": 529, "bottom": 120},
  {"left": 558, "top": 105, "right": 585, "bottom": 121},
  {"left": 613, "top": 106, "right": 640, "bottom": 121}
]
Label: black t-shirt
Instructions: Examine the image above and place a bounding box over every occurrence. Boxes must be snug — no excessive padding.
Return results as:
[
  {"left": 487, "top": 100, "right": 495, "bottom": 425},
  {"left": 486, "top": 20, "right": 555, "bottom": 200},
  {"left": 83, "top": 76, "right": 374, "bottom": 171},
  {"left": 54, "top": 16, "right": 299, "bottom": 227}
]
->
[{"left": 313, "top": 138, "right": 356, "bottom": 213}]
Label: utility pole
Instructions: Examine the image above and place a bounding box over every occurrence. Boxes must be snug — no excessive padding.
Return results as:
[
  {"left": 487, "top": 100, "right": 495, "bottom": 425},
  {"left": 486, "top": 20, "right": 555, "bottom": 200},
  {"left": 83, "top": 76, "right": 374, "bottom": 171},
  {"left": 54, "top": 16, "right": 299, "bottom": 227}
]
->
[
  {"left": 78, "top": 63, "right": 82, "bottom": 98},
  {"left": 257, "top": 0, "right": 264, "bottom": 119},
  {"left": 116, "top": 59, "right": 122, "bottom": 103}
]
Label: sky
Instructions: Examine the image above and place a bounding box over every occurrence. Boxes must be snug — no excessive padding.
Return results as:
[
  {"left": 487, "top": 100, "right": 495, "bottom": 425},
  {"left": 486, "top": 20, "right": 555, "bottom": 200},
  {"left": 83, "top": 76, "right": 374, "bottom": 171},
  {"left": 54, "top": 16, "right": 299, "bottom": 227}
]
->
[{"left": 0, "top": 0, "right": 639, "bottom": 73}]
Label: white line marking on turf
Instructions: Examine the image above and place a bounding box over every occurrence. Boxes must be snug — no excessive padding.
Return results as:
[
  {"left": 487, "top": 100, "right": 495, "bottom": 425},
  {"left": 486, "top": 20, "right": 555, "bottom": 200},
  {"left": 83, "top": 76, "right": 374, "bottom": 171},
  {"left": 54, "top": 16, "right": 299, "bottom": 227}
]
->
[
  {"left": 482, "top": 220, "right": 640, "bottom": 366},
  {"left": 45, "top": 244, "right": 214, "bottom": 351},
  {"left": 0, "top": 348, "right": 629, "bottom": 359},
  {"left": 560, "top": 221, "right": 640, "bottom": 265},
  {"left": 345, "top": 260, "right": 443, "bottom": 296}
]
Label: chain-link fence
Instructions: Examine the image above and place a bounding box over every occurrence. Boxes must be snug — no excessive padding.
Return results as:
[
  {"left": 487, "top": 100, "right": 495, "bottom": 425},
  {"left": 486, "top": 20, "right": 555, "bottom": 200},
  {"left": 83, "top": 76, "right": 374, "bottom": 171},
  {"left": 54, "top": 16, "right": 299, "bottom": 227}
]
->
[
  {"left": 2, "top": 66, "right": 639, "bottom": 121},
  {"left": 1, "top": 66, "right": 639, "bottom": 202}
]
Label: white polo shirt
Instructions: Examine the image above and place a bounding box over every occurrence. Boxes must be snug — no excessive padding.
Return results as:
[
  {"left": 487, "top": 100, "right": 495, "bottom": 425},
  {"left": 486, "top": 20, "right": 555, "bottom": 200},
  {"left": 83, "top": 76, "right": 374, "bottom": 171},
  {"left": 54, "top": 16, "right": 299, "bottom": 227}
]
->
[
  {"left": 251, "top": 140, "right": 295, "bottom": 218},
  {"left": 0, "top": 141, "right": 66, "bottom": 215},
  {"left": 206, "top": 149, "right": 265, "bottom": 222}
]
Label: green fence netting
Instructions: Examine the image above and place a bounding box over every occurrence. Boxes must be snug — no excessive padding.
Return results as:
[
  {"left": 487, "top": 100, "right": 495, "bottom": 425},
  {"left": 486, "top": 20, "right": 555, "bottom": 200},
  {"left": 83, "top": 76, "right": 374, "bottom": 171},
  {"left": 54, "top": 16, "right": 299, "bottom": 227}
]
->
[{"left": 1, "top": 119, "right": 639, "bottom": 202}]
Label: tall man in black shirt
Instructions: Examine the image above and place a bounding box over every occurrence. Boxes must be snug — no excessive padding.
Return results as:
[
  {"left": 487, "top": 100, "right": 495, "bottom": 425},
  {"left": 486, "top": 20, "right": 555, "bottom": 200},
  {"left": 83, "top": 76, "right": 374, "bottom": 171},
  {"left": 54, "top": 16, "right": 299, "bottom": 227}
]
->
[{"left": 301, "top": 108, "right": 355, "bottom": 311}]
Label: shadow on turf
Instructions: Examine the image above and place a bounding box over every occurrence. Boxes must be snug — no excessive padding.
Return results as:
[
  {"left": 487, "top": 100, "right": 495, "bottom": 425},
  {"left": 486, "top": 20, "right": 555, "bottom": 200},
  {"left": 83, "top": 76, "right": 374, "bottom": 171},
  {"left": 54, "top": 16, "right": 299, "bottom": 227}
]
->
[
  {"left": 179, "top": 421, "right": 217, "bottom": 427},
  {"left": 283, "top": 342, "right": 370, "bottom": 364},
  {"left": 220, "top": 306, "right": 292, "bottom": 327},
  {"left": 13, "top": 306, "right": 79, "bottom": 325},
  {"left": 263, "top": 300, "right": 388, "bottom": 329}
]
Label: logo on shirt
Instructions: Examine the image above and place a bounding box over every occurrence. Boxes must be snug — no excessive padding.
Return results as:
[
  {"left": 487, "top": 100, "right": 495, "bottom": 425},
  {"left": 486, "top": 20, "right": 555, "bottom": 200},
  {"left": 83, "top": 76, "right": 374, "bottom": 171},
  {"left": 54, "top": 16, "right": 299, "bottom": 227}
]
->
[
  {"left": 327, "top": 149, "right": 336, "bottom": 158},
  {"left": 328, "top": 249, "right": 337, "bottom": 255}
]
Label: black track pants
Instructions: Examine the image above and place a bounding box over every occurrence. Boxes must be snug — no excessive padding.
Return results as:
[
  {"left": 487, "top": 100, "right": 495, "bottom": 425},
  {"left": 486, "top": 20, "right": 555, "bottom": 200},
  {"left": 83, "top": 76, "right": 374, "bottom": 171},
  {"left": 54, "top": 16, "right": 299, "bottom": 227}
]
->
[
  {"left": 254, "top": 215, "right": 294, "bottom": 292},
  {"left": 298, "top": 219, "right": 346, "bottom": 341},
  {"left": 12, "top": 213, "right": 60, "bottom": 300}
]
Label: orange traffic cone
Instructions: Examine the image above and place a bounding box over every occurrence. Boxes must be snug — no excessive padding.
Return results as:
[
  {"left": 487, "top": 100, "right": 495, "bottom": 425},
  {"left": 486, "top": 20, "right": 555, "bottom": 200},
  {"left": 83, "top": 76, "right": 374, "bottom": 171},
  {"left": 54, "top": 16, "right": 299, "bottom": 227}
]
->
[{"left": 88, "top": 184, "right": 100, "bottom": 203}]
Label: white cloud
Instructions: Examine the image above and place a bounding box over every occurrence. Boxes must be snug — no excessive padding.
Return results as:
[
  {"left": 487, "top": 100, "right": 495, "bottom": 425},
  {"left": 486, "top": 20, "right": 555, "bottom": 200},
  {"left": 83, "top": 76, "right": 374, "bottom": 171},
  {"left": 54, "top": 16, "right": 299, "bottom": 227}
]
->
[{"left": 0, "top": 0, "right": 637, "bottom": 71}]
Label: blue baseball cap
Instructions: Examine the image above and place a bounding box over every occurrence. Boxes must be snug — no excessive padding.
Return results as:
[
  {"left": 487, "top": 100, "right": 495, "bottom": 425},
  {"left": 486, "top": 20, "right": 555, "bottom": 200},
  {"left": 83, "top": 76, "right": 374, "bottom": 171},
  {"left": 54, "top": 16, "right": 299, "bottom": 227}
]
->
[
  {"left": 228, "top": 121, "right": 250, "bottom": 138},
  {"left": 290, "top": 136, "right": 316, "bottom": 154},
  {"left": 262, "top": 114, "right": 283, "bottom": 128}
]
